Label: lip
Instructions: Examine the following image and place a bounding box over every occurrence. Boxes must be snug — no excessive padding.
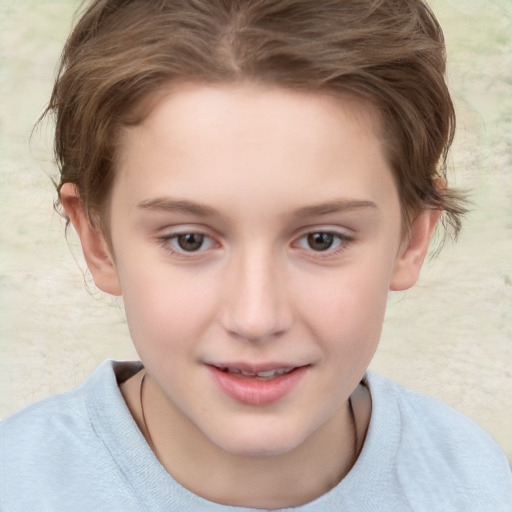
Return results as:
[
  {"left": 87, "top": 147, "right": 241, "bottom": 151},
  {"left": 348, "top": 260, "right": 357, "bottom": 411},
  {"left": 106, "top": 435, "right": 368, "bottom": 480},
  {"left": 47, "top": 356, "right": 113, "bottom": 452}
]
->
[{"left": 206, "top": 363, "right": 309, "bottom": 406}]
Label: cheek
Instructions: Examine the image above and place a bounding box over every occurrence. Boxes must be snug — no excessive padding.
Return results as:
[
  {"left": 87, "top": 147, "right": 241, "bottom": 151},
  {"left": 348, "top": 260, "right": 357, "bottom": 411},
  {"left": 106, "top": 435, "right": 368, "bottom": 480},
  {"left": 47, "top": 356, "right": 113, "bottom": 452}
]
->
[
  {"left": 298, "top": 259, "right": 392, "bottom": 355},
  {"left": 116, "top": 261, "right": 217, "bottom": 357}
]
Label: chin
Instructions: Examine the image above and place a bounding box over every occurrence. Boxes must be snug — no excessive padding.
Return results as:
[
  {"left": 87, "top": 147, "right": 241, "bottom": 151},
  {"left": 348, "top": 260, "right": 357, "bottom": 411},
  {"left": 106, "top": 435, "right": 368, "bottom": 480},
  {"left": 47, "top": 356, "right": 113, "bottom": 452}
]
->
[{"left": 210, "top": 422, "right": 309, "bottom": 458}]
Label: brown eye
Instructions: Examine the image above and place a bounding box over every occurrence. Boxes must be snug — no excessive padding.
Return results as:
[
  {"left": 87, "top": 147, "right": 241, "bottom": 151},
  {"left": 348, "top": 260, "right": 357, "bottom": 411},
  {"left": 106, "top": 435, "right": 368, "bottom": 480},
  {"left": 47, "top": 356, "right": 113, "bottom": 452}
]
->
[
  {"left": 160, "top": 232, "right": 217, "bottom": 255},
  {"left": 176, "top": 233, "right": 205, "bottom": 251},
  {"left": 307, "top": 233, "right": 335, "bottom": 251}
]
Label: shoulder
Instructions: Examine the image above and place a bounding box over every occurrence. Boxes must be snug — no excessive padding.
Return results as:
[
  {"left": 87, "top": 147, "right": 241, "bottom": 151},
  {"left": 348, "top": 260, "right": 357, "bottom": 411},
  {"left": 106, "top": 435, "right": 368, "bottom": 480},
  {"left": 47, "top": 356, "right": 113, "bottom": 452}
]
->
[
  {"left": 367, "top": 372, "right": 507, "bottom": 460},
  {"left": 1, "top": 372, "right": 96, "bottom": 461},
  {"left": 0, "top": 360, "right": 146, "bottom": 511},
  {"left": 0, "top": 360, "right": 129, "bottom": 445},
  {"left": 364, "top": 372, "right": 512, "bottom": 511}
]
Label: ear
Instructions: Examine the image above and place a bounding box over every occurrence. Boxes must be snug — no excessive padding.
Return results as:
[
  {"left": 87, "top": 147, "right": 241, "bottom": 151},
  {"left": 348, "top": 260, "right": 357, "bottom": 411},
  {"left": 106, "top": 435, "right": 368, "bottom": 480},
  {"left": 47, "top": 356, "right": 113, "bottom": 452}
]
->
[
  {"left": 60, "top": 183, "right": 122, "bottom": 296},
  {"left": 390, "top": 208, "right": 442, "bottom": 291}
]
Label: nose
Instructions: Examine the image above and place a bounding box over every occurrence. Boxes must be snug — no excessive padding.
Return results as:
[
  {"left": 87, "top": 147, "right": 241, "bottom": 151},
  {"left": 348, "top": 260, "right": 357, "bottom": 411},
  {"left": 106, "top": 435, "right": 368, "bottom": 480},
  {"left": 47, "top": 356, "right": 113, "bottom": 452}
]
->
[{"left": 220, "top": 247, "right": 293, "bottom": 343}]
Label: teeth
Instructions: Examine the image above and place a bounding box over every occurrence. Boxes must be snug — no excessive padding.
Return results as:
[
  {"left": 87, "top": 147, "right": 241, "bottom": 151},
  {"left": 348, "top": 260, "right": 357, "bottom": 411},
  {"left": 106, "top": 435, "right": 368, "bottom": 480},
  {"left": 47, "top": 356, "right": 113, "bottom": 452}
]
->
[
  {"left": 255, "top": 370, "right": 277, "bottom": 377},
  {"left": 217, "top": 366, "right": 296, "bottom": 377},
  {"left": 233, "top": 367, "right": 295, "bottom": 377}
]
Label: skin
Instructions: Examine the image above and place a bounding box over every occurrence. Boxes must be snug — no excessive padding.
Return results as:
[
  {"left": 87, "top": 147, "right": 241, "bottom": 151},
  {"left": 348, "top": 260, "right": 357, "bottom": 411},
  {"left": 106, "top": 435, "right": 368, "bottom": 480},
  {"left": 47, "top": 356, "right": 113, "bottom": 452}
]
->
[{"left": 61, "top": 83, "right": 440, "bottom": 508}]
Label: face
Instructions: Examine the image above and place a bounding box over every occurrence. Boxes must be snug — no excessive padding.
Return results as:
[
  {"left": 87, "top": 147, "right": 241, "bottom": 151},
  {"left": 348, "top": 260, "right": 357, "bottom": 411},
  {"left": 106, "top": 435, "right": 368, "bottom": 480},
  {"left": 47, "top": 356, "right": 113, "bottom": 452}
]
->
[{"left": 83, "top": 84, "right": 424, "bottom": 457}]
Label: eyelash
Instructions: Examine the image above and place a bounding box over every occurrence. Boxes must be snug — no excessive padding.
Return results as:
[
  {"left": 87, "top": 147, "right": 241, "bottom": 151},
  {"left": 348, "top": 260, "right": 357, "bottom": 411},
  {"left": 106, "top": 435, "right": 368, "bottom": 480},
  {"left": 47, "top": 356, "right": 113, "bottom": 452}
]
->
[
  {"left": 294, "top": 231, "right": 351, "bottom": 254},
  {"left": 157, "top": 229, "right": 352, "bottom": 259},
  {"left": 157, "top": 232, "right": 218, "bottom": 256}
]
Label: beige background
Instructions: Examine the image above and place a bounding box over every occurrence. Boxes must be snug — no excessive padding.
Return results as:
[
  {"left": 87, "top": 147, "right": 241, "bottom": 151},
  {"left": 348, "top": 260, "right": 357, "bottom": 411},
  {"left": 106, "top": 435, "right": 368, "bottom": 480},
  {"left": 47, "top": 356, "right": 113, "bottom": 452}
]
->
[{"left": 1, "top": 0, "right": 511, "bottom": 460}]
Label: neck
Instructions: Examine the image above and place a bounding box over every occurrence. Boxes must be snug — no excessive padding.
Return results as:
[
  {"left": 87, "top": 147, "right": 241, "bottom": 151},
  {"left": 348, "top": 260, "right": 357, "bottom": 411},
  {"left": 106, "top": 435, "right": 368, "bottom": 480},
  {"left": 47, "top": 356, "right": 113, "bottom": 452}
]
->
[{"left": 124, "top": 371, "right": 365, "bottom": 509}]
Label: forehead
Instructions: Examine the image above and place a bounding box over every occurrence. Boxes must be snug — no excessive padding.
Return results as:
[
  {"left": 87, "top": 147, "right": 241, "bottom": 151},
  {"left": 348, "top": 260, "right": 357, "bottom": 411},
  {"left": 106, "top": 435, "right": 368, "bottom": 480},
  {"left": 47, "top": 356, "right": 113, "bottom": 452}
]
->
[
  {"left": 112, "top": 83, "right": 398, "bottom": 223},
  {"left": 126, "top": 82, "right": 383, "bottom": 149}
]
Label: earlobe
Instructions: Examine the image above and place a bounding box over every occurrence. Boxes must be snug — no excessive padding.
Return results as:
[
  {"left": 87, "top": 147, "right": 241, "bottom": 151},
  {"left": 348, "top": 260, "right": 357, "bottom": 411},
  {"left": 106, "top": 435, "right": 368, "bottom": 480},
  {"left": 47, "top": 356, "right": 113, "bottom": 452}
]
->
[
  {"left": 390, "top": 209, "right": 442, "bottom": 291},
  {"left": 59, "top": 183, "right": 122, "bottom": 296}
]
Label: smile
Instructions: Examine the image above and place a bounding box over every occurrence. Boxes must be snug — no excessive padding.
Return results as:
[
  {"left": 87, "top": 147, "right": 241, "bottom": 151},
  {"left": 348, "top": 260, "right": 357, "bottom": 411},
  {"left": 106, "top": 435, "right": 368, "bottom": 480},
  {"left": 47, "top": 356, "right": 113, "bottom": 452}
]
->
[
  {"left": 207, "top": 364, "right": 309, "bottom": 405},
  {"left": 214, "top": 365, "right": 297, "bottom": 380}
]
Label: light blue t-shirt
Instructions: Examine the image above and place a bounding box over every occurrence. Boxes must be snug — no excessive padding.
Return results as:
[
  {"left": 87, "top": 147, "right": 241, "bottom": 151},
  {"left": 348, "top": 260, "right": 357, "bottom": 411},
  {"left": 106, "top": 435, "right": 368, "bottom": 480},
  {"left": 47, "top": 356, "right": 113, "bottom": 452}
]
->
[{"left": 1, "top": 360, "right": 511, "bottom": 511}]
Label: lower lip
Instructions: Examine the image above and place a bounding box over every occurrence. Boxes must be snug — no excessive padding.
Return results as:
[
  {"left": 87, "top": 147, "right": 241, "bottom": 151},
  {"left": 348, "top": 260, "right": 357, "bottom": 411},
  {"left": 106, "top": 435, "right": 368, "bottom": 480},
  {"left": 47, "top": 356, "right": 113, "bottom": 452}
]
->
[{"left": 207, "top": 365, "right": 309, "bottom": 406}]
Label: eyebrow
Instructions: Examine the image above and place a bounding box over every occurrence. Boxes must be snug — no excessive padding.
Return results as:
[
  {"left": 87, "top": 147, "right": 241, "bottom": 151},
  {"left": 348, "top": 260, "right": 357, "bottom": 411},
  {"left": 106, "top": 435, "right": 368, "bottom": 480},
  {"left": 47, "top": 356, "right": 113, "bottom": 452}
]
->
[
  {"left": 137, "top": 197, "right": 378, "bottom": 218},
  {"left": 293, "top": 199, "right": 378, "bottom": 218},
  {"left": 137, "top": 198, "right": 218, "bottom": 217}
]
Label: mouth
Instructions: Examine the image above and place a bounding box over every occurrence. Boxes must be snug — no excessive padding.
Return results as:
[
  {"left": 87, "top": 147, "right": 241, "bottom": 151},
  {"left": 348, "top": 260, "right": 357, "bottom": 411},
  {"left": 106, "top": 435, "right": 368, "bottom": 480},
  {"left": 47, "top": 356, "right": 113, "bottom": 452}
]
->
[
  {"left": 211, "top": 365, "right": 298, "bottom": 380},
  {"left": 206, "top": 363, "right": 310, "bottom": 405}
]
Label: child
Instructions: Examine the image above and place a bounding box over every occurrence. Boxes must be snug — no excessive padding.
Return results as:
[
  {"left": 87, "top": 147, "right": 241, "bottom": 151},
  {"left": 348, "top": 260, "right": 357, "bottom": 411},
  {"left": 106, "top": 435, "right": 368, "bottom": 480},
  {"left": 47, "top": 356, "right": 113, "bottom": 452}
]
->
[{"left": 1, "top": 0, "right": 511, "bottom": 510}]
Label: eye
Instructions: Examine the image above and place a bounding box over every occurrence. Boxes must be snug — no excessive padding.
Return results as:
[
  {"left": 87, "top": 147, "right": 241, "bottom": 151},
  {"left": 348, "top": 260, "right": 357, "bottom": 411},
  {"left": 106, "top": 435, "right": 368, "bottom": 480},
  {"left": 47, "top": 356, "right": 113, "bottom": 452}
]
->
[
  {"left": 295, "top": 231, "right": 348, "bottom": 252},
  {"left": 160, "top": 232, "right": 217, "bottom": 253},
  {"left": 175, "top": 233, "right": 206, "bottom": 251},
  {"left": 306, "top": 233, "right": 337, "bottom": 251}
]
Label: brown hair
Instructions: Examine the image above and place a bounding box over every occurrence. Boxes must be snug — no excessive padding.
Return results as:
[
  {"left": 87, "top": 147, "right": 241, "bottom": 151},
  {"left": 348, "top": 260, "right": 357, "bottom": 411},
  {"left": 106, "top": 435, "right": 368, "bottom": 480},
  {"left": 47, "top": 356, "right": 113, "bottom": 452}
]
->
[{"left": 46, "top": 0, "right": 466, "bottom": 237}]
